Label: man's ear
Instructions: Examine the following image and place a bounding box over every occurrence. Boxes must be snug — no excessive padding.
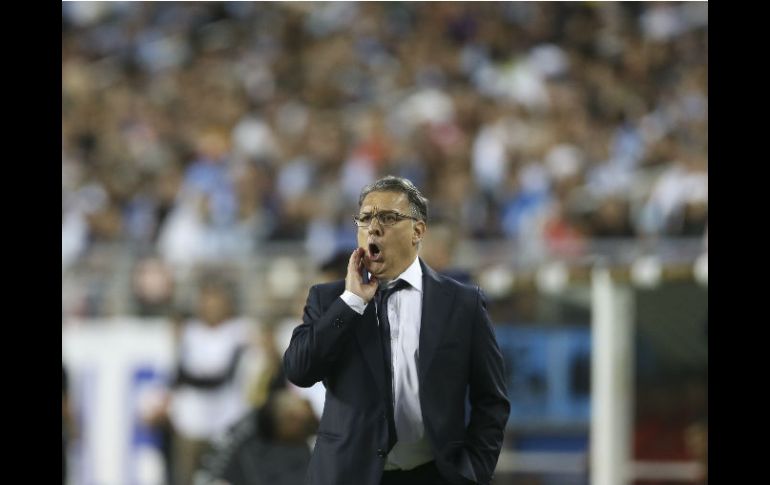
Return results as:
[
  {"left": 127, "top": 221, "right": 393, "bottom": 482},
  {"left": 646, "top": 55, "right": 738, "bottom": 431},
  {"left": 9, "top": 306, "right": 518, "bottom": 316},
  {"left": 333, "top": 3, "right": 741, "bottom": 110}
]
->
[{"left": 413, "top": 221, "right": 426, "bottom": 245}]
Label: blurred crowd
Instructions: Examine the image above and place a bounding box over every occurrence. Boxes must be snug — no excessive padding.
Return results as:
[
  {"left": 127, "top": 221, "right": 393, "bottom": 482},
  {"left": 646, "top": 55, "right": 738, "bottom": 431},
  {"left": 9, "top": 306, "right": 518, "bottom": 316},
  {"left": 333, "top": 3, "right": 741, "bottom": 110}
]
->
[{"left": 62, "top": 1, "right": 708, "bottom": 275}]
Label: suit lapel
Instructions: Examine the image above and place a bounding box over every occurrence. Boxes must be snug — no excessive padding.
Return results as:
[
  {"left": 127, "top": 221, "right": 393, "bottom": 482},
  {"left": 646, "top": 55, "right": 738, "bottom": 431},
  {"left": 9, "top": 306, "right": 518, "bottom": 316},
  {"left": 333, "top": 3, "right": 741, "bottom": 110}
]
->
[
  {"left": 353, "top": 300, "right": 387, "bottom": 399},
  {"left": 419, "top": 260, "right": 454, "bottom": 380}
]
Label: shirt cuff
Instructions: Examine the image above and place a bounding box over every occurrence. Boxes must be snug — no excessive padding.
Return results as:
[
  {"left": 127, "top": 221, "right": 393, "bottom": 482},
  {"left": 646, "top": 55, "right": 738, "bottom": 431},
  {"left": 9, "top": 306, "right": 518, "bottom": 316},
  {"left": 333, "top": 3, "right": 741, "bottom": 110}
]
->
[{"left": 340, "top": 291, "right": 367, "bottom": 315}]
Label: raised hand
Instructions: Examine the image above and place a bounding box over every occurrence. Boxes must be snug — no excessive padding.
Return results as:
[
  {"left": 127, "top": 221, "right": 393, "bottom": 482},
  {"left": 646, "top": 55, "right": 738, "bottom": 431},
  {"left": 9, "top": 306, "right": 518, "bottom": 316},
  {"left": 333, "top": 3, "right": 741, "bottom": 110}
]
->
[{"left": 345, "top": 247, "right": 378, "bottom": 303}]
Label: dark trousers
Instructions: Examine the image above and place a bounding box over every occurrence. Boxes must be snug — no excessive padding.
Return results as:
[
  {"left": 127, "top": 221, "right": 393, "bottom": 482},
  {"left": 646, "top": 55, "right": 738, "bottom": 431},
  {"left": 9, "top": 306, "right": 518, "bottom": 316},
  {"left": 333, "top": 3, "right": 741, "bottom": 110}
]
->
[{"left": 380, "top": 461, "right": 450, "bottom": 485}]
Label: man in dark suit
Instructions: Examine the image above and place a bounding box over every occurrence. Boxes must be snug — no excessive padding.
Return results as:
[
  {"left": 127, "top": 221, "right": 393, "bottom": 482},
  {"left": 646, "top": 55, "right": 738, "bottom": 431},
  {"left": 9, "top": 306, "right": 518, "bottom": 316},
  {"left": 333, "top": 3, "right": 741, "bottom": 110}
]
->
[{"left": 284, "top": 176, "right": 510, "bottom": 485}]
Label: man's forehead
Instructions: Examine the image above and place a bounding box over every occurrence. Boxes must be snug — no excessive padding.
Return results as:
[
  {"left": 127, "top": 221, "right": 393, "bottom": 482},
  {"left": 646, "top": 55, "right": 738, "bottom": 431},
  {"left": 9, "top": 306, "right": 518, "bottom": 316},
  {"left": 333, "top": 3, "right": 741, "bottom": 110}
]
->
[{"left": 360, "top": 191, "right": 409, "bottom": 211}]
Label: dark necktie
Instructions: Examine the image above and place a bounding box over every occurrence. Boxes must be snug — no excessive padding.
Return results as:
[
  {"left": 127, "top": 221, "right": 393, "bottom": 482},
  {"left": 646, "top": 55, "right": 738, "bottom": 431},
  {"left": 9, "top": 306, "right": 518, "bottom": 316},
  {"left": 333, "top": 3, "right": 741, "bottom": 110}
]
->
[{"left": 375, "top": 279, "right": 410, "bottom": 452}]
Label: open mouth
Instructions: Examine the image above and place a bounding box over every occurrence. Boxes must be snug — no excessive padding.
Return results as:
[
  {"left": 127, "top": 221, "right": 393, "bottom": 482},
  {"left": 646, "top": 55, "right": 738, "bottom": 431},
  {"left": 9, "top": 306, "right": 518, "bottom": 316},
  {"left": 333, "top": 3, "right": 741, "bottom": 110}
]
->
[{"left": 368, "top": 243, "right": 383, "bottom": 262}]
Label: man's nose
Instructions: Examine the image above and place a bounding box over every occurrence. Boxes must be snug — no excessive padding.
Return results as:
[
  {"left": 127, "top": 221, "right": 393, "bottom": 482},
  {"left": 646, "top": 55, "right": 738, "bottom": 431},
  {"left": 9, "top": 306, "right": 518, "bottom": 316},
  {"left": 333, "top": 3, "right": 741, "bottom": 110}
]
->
[{"left": 368, "top": 219, "right": 383, "bottom": 236}]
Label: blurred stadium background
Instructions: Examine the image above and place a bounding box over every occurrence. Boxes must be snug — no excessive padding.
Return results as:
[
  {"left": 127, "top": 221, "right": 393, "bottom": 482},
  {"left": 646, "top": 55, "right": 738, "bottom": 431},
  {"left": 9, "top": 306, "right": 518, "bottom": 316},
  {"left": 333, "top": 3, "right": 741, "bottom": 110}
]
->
[{"left": 61, "top": 2, "right": 707, "bottom": 485}]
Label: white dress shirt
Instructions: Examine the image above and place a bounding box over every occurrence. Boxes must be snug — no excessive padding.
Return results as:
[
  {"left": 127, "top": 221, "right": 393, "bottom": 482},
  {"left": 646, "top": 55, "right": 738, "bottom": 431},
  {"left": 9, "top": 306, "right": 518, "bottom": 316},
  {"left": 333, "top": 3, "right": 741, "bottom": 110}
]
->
[{"left": 341, "top": 256, "right": 433, "bottom": 470}]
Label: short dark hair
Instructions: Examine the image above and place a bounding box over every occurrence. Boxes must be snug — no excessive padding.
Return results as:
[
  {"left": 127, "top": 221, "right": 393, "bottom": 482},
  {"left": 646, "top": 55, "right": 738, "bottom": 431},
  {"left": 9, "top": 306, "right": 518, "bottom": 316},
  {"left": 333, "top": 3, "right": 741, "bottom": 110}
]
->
[{"left": 358, "top": 175, "right": 429, "bottom": 222}]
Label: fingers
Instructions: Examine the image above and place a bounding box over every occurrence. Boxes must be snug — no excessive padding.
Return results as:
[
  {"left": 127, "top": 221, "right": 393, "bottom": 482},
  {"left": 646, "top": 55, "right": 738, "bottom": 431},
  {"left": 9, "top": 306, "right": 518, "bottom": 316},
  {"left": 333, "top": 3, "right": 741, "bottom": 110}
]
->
[
  {"left": 346, "top": 248, "right": 377, "bottom": 302},
  {"left": 347, "top": 248, "right": 358, "bottom": 276},
  {"left": 347, "top": 248, "right": 366, "bottom": 286}
]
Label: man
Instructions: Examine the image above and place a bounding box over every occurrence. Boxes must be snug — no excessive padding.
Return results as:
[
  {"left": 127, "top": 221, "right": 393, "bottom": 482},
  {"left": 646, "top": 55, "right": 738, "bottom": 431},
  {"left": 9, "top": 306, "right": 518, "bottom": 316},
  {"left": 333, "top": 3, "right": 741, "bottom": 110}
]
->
[
  {"left": 195, "top": 389, "right": 318, "bottom": 485},
  {"left": 284, "top": 176, "right": 510, "bottom": 485},
  {"left": 162, "top": 279, "right": 260, "bottom": 485}
]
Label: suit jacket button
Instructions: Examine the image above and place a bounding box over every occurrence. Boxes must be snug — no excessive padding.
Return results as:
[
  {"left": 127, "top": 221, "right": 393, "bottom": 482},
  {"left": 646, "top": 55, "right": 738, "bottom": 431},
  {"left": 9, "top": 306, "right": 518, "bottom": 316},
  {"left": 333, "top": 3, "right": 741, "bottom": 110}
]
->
[{"left": 377, "top": 449, "right": 386, "bottom": 457}]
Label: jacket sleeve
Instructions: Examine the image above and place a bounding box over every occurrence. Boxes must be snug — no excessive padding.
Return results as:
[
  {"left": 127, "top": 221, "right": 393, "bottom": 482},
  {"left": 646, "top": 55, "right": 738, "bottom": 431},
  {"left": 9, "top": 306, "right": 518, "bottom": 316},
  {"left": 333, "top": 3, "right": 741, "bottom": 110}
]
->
[
  {"left": 283, "top": 284, "right": 363, "bottom": 388},
  {"left": 464, "top": 287, "right": 511, "bottom": 484}
]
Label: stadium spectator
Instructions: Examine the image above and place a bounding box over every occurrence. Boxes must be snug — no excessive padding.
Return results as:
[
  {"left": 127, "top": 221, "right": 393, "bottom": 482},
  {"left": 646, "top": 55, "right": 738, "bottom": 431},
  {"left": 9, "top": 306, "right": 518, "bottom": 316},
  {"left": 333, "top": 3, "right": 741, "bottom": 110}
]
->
[
  {"left": 194, "top": 389, "right": 318, "bottom": 485},
  {"left": 145, "top": 276, "right": 269, "bottom": 485}
]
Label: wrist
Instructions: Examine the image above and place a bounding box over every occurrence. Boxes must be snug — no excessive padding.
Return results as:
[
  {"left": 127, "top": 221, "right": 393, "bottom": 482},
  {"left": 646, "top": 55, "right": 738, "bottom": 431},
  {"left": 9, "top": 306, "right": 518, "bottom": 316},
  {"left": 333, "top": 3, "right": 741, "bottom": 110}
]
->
[{"left": 341, "top": 290, "right": 367, "bottom": 314}]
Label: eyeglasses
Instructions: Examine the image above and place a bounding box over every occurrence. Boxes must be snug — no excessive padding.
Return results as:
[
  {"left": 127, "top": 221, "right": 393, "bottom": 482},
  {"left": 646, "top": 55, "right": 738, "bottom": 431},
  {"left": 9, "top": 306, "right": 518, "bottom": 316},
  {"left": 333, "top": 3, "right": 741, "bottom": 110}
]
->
[{"left": 353, "top": 210, "right": 419, "bottom": 227}]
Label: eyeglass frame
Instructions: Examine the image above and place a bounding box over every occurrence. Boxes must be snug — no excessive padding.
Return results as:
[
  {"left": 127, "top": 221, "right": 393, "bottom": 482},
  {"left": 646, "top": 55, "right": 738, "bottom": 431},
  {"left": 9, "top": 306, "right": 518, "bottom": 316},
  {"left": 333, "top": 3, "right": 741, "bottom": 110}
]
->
[{"left": 353, "top": 210, "right": 420, "bottom": 228}]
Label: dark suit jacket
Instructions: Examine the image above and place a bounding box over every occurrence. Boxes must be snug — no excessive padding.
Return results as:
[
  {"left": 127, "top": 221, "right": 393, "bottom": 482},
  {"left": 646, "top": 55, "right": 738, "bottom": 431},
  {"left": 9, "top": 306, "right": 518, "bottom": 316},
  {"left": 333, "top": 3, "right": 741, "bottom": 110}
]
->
[{"left": 284, "top": 260, "right": 510, "bottom": 485}]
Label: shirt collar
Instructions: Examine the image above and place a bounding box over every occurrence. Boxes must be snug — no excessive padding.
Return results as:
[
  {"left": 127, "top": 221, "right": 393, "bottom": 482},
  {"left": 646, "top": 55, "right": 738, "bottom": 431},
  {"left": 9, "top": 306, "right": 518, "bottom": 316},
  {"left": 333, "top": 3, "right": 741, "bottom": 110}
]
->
[{"left": 388, "top": 256, "right": 423, "bottom": 293}]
